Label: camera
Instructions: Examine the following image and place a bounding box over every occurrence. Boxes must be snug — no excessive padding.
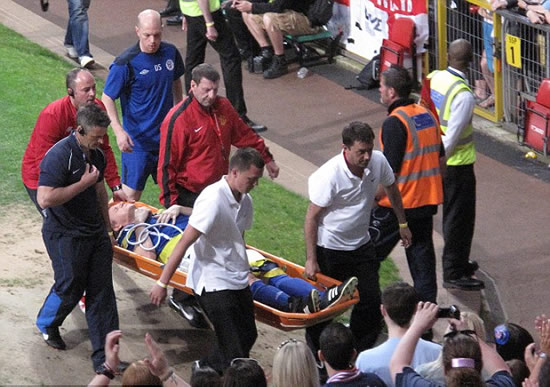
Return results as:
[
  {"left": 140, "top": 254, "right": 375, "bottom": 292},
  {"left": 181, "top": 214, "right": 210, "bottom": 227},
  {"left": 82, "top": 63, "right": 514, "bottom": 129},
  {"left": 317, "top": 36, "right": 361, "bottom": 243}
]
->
[{"left": 437, "top": 305, "right": 460, "bottom": 319}]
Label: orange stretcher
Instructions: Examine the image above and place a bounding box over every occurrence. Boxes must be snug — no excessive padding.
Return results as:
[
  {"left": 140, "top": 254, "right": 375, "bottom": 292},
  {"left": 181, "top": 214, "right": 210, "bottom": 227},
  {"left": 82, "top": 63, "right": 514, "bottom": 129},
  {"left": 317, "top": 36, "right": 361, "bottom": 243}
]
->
[{"left": 112, "top": 203, "right": 359, "bottom": 331}]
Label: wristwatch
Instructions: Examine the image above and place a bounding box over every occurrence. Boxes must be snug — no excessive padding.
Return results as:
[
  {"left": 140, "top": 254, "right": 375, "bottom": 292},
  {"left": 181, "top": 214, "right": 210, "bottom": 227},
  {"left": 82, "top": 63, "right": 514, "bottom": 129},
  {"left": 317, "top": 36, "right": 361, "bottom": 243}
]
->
[
  {"left": 95, "top": 363, "right": 115, "bottom": 380},
  {"left": 111, "top": 184, "right": 122, "bottom": 192}
]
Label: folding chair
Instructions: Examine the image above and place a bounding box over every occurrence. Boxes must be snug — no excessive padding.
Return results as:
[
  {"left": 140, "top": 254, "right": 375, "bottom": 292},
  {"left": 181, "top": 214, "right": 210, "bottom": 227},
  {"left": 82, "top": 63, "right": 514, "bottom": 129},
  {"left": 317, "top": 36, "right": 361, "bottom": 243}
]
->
[{"left": 377, "top": 17, "right": 417, "bottom": 83}]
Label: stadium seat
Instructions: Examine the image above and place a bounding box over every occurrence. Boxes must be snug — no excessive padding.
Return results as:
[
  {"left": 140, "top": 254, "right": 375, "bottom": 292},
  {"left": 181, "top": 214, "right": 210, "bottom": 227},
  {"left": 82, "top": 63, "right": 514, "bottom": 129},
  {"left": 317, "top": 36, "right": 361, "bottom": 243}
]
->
[
  {"left": 377, "top": 17, "right": 417, "bottom": 83},
  {"left": 523, "top": 79, "right": 550, "bottom": 155}
]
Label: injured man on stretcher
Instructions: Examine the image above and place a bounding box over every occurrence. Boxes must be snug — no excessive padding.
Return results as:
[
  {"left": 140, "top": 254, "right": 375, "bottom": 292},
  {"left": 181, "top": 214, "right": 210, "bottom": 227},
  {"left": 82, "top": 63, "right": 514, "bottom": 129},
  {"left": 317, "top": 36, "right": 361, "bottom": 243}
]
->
[{"left": 109, "top": 202, "right": 358, "bottom": 314}]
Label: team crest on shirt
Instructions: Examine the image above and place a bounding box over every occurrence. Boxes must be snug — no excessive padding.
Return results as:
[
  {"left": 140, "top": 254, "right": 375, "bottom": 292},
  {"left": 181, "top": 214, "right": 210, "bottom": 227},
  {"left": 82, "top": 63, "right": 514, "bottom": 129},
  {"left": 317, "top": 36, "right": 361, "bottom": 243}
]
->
[
  {"left": 219, "top": 115, "right": 227, "bottom": 126},
  {"left": 166, "top": 59, "right": 174, "bottom": 71}
]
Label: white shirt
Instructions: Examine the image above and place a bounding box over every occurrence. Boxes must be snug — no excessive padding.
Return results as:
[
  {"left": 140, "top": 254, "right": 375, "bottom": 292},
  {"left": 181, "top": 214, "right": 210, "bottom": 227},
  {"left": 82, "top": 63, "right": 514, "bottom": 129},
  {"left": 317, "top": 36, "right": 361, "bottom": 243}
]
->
[
  {"left": 186, "top": 176, "right": 253, "bottom": 293},
  {"left": 442, "top": 67, "right": 475, "bottom": 159},
  {"left": 308, "top": 150, "right": 395, "bottom": 250}
]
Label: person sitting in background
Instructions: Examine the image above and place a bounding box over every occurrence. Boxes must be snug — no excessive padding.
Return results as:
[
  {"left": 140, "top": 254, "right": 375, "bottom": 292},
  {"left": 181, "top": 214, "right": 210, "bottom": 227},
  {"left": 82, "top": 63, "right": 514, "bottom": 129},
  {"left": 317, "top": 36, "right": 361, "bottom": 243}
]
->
[
  {"left": 109, "top": 202, "right": 358, "bottom": 314},
  {"left": 319, "top": 323, "right": 386, "bottom": 386},
  {"left": 389, "top": 302, "right": 515, "bottom": 387},
  {"left": 272, "top": 339, "right": 320, "bottom": 387},
  {"left": 356, "top": 282, "right": 441, "bottom": 387},
  {"left": 234, "top": 0, "right": 320, "bottom": 79}
]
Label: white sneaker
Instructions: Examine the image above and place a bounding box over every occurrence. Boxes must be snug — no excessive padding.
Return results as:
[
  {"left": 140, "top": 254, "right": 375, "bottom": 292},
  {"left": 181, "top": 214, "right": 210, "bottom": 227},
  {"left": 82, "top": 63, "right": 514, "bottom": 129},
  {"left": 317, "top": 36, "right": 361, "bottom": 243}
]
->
[
  {"left": 79, "top": 55, "right": 95, "bottom": 68},
  {"left": 64, "top": 45, "right": 78, "bottom": 59}
]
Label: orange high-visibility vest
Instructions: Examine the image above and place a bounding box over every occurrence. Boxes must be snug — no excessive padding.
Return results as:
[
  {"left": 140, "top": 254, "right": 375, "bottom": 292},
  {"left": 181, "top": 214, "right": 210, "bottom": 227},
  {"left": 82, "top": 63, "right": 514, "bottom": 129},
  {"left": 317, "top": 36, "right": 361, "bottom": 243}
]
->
[{"left": 379, "top": 104, "right": 444, "bottom": 209}]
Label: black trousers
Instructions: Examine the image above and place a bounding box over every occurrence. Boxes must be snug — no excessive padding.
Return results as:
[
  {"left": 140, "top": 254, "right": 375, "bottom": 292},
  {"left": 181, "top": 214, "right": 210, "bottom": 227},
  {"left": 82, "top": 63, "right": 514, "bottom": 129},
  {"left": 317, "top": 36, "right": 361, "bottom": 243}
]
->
[
  {"left": 195, "top": 287, "right": 257, "bottom": 373},
  {"left": 371, "top": 206, "right": 437, "bottom": 303},
  {"left": 306, "top": 242, "right": 383, "bottom": 354},
  {"left": 37, "top": 231, "right": 118, "bottom": 369},
  {"left": 442, "top": 164, "right": 476, "bottom": 280},
  {"left": 184, "top": 10, "right": 247, "bottom": 116},
  {"left": 224, "top": 6, "right": 259, "bottom": 59}
]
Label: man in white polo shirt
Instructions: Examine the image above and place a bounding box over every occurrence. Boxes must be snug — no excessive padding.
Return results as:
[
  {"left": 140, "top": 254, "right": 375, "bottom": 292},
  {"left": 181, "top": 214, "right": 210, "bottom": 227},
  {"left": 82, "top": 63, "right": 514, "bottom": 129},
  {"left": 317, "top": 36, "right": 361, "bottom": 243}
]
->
[
  {"left": 304, "top": 121, "right": 412, "bottom": 354},
  {"left": 149, "top": 147, "right": 264, "bottom": 373}
]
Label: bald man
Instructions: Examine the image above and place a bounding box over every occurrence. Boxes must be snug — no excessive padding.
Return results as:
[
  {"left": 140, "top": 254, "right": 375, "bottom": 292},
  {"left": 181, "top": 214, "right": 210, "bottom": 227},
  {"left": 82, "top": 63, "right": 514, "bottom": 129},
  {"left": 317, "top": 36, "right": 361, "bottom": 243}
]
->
[
  {"left": 428, "top": 39, "right": 484, "bottom": 291},
  {"left": 102, "top": 9, "right": 185, "bottom": 201}
]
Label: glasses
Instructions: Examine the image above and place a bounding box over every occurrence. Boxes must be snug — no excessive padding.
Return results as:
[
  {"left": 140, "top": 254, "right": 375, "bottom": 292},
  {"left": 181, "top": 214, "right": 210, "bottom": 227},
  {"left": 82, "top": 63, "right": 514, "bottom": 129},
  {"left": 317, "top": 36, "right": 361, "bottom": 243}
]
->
[
  {"left": 443, "top": 329, "right": 477, "bottom": 339},
  {"left": 277, "top": 338, "right": 301, "bottom": 350},
  {"left": 230, "top": 357, "right": 260, "bottom": 367}
]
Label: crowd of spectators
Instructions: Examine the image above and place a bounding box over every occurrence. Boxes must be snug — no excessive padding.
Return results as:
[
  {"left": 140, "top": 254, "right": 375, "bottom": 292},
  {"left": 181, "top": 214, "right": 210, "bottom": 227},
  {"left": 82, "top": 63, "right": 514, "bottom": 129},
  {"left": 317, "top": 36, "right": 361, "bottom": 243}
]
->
[{"left": 87, "top": 283, "right": 550, "bottom": 387}]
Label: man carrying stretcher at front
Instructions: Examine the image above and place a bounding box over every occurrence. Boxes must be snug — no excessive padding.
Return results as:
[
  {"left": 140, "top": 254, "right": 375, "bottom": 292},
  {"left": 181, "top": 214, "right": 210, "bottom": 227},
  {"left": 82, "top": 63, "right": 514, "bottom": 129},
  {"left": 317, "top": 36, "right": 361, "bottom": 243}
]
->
[{"left": 109, "top": 202, "right": 358, "bottom": 315}]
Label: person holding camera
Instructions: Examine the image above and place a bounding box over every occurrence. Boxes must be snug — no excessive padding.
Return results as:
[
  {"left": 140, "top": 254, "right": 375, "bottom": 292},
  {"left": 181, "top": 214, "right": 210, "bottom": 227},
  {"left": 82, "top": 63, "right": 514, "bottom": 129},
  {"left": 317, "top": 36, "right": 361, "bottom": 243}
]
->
[
  {"left": 389, "top": 301, "right": 515, "bottom": 387},
  {"left": 356, "top": 282, "right": 441, "bottom": 387}
]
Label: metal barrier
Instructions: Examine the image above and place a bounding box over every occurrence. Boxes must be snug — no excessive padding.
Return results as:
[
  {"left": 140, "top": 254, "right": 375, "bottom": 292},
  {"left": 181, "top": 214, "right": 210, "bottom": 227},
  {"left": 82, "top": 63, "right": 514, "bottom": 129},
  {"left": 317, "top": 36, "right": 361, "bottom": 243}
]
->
[
  {"left": 498, "top": 9, "right": 550, "bottom": 136},
  {"left": 427, "top": 0, "right": 503, "bottom": 123}
]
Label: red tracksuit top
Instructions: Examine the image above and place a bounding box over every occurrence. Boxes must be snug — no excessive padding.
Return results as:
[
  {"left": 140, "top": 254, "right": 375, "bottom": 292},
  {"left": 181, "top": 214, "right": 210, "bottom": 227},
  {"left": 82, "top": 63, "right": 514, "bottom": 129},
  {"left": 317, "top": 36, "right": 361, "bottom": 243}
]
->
[
  {"left": 158, "top": 95, "right": 273, "bottom": 207},
  {"left": 21, "top": 96, "right": 121, "bottom": 190}
]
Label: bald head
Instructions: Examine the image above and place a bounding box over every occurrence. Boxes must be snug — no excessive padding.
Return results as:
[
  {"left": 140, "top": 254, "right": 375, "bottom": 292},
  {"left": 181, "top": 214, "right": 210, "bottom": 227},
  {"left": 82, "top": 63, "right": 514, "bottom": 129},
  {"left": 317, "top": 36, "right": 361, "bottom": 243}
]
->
[
  {"left": 135, "top": 9, "right": 162, "bottom": 54},
  {"left": 448, "top": 39, "right": 473, "bottom": 71},
  {"left": 137, "top": 9, "right": 161, "bottom": 28}
]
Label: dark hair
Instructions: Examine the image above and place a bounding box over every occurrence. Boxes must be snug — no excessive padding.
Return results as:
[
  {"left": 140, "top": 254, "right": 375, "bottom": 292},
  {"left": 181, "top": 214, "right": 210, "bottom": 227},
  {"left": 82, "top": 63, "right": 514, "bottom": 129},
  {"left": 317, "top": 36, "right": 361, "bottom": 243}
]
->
[
  {"left": 190, "top": 366, "right": 222, "bottom": 387},
  {"left": 192, "top": 63, "right": 221, "bottom": 84},
  {"left": 121, "top": 361, "right": 162, "bottom": 386},
  {"left": 381, "top": 282, "right": 418, "bottom": 328},
  {"left": 223, "top": 359, "right": 266, "bottom": 387},
  {"left": 506, "top": 359, "right": 530, "bottom": 387},
  {"left": 66, "top": 68, "right": 89, "bottom": 90},
  {"left": 76, "top": 104, "right": 110, "bottom": 134},
  {"left": 229, "top": 148, "right": 265, "bottom": 171},
  {"left": 341, "top": 121, "right": 375, "bottom": 147},
  {"left": 319, "top": 323, "right": 355, "bottom": 370},
  {"left": 381, "top": 65, "right": 413, "bottom": 99},
  {"left": 495, "top": 322, "right": 534, "bottom": 361},
  {"left": 442, "top": 333, "right": 483, "bottom": 387}
]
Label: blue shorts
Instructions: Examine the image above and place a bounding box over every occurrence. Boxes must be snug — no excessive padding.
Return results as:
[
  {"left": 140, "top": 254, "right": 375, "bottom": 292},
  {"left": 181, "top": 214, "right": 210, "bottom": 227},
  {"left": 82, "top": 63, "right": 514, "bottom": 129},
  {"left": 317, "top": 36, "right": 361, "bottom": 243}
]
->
[
  {"left": 121, "top": 150, "right": 158, "bottom": 191},
  {"left": 483, "top": 21, "right": 494, "bottom": 74}
]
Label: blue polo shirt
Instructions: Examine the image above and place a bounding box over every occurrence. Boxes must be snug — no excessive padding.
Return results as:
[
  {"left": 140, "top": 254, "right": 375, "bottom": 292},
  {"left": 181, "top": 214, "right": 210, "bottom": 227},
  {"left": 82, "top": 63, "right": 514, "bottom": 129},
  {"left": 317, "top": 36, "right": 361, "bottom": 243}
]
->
[
  {"left": 103, "top": 41, "right": 185, "bottom": 152},
  {"left": 38, "top": 133, "right": 106, "bottom": 236}
]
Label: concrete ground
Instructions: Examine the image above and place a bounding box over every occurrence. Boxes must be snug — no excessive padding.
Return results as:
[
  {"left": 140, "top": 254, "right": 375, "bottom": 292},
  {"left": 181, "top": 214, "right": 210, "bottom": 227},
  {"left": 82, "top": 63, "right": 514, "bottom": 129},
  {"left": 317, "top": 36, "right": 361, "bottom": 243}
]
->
[{"left": 1, "top": 0, "right": 550, "bottom": 384}]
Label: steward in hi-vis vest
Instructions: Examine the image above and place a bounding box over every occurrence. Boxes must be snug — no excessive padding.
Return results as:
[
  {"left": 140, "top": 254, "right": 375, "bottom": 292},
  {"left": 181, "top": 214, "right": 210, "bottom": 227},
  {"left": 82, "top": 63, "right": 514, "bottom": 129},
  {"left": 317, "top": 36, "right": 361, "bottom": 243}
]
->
[
  {"left": 429, "top": 39, "right": 485, "bottom": 292},
  {"left": 372, "top": 65, "right": 444, "bottom": 305}
]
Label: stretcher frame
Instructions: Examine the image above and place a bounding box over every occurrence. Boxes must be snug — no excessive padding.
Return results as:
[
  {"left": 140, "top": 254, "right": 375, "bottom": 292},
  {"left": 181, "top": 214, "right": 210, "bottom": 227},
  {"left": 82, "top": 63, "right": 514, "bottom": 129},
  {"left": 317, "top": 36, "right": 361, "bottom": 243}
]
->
[{"left": 112, "top": 203, "right": 359, "bottom": 331}]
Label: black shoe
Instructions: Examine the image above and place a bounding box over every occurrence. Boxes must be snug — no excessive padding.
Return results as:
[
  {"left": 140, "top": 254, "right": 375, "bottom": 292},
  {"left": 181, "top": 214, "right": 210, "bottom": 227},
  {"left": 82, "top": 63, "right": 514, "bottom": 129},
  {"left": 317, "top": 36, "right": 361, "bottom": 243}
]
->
[
  {"left": 166, "top": 14, "right": 183, "bottom": 26},
  {"left": 247, "top": 56, "right": 255, "bottom": 73},
  {"left": 160, "top": 6, "right": 180, "bottom": 17},
  {"left": 464, "top": 260, "right": 479, "bottom": 277},
  {"left": 42, "top": 327, "right": 66, "bottom": 350},
  {"left": 320, "top": 277, "right": 358, "bottom": 309},
  {"left": 242, "top": 115, "right": 267, "bottom": 133},
  {"left": 263, "top": 55, "right": 289, "bottom": 79},
  {"left": 253, "top": 47, "right": 274, "bottom": 73},
  {"left": 168, "top": 296, "right": 209, "bottom": 329},
  {"left": 289, "top": 290, "right": 320, "bottom": 314},
  {"left": 443, "top": 276, "right": 485, "bottom": 291}
]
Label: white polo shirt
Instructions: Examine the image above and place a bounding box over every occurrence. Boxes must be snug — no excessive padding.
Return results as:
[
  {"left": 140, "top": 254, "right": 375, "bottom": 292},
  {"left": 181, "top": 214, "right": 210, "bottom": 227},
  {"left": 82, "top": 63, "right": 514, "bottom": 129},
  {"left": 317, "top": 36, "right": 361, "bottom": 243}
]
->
[
  {"left": 308, "top": 150, "right": 395, "bottom": 250},
  {"left": 186, "top": 176, "right": 253, "bottom": 293}
]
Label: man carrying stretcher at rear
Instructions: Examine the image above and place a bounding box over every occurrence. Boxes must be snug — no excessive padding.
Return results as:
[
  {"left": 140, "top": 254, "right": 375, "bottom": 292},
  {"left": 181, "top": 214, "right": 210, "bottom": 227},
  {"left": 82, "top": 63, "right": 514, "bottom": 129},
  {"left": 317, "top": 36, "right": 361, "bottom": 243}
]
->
[{"left": 109, "top": 201, "right": 358, "bottom": 315}]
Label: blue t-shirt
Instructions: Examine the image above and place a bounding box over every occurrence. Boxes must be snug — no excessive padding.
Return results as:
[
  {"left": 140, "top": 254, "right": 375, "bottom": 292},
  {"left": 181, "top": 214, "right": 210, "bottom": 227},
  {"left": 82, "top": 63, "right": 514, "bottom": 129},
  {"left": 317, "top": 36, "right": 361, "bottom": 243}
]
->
[
  {"left": 103, "top": 42, "right": 185, "bottom": 152},
  {"left": 118, "top": 214, "right": 189, "bottom": 258},
  {"left": 38, "top": 133, "right": 106, "bottom": 236}
]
